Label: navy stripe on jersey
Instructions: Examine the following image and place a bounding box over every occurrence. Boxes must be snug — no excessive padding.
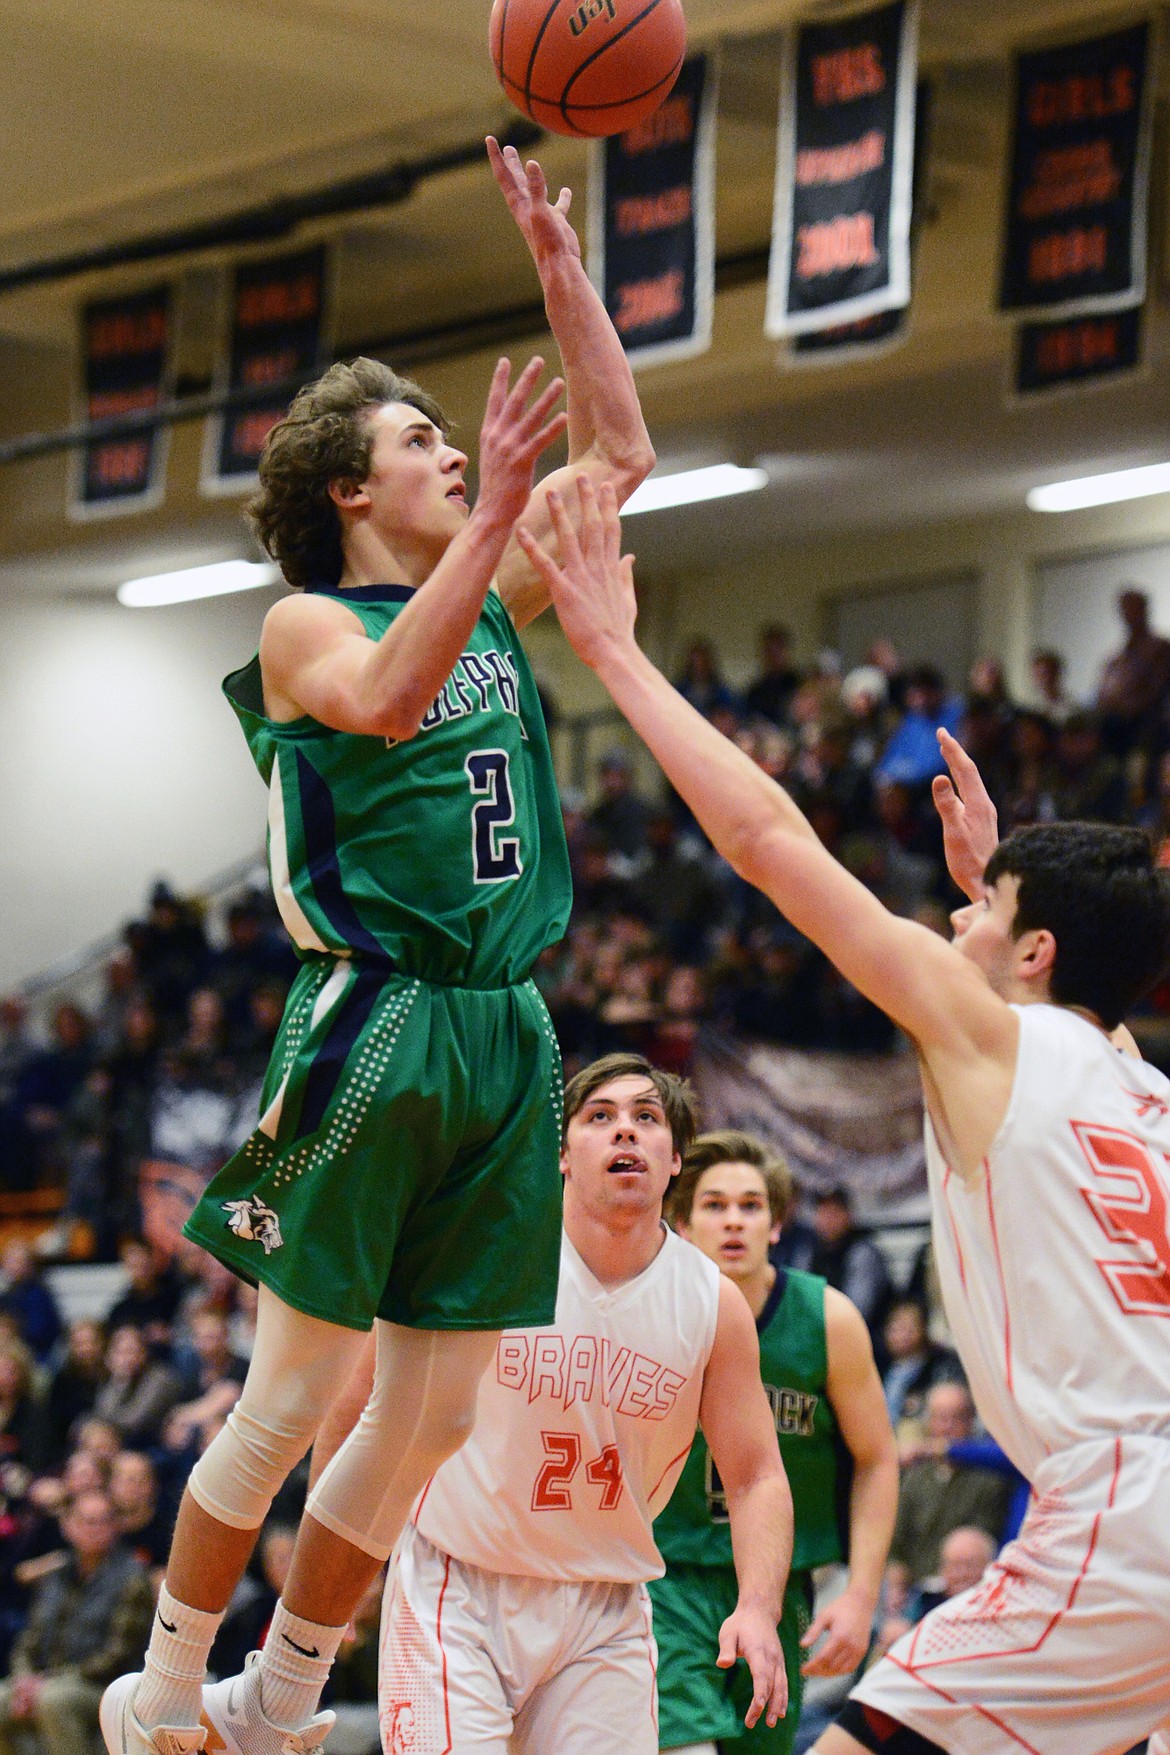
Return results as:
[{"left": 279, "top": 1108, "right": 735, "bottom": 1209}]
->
[
  {"left": 294, "top": 967, "right": 384, "bottom": 1139},
  {"left": 294, "top": 749, "right": 388, "bottom": 961},
  {"left": 305, "top": 582, "right": 415, "bottom": 603}
]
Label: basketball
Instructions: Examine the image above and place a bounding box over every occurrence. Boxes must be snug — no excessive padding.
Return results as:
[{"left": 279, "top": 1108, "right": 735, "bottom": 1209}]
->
[{"left": 490, "top": 0, "right": 687, "bottom": 138}]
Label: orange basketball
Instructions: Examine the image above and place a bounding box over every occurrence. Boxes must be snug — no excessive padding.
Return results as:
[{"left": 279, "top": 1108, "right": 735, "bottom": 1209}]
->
[{"left": 490, "top": 0, "right": 686, "bottom": 138}]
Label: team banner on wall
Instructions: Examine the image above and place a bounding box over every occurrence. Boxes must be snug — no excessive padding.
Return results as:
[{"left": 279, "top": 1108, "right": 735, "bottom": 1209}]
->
[
  {"left": 1014, "top": 305, "right": 1144, "bottom": 398},
  {"left": 765, "top": 0, "right": 918, "bottom": 339},
  {"left": 202, "top": 245, "right": 331, "bottom": 494},
  {"left": 586, "top": 54, "right": 717, "bottom": 368},
  {"left": 71, "top": 285, "right": 174, "bottom": 520},
  {"left": 999, "top": 22, "right": 1152, "bottom": 318}
]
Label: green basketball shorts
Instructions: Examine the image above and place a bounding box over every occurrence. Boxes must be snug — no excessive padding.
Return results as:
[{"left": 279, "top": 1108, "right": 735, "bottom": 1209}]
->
[
  {"left": 648, "top": 1563, "right": 812, "bottom": 1755},
  {"left": 184, "top": 958, "right": 564, "bottom": 1332}
]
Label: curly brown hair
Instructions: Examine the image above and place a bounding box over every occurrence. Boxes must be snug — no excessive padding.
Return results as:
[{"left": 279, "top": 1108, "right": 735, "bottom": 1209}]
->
[{"left": 246, "top": 357, "right": 450, "bottom": 590}]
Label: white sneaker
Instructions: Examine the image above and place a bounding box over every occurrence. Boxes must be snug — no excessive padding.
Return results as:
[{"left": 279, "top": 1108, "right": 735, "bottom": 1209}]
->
[
  {"left": 100, "top": 1672, "right": 207, "bottom": 1755},
  {"left": 202, "top": 1653, "right": 335, "bottom": 1755}
]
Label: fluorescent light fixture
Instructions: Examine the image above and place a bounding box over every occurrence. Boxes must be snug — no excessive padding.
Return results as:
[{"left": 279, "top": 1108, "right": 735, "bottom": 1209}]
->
[
  {"left": 622, "top": 463, "right": 769, "bottom": 516},
  {"left": 118, "top": 559, "right": 281, "bottom": 608},
  {"left": 1027, "top": 462, "right": 1170, "bottom": 514}
]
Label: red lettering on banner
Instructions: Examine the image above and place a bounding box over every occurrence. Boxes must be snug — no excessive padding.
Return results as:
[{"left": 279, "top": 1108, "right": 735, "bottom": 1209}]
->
[
  {"left": 229, "top": 410, "right": 283, "bottom": 458},
  {"left": 796, "top": 130, "right": 885, "bottom": 187},
  {"left": 236, "top": 275, "right": 320, "bottom": 327},
  {"left": 811, "top": 44, "right": 885, "bottom": 107},
  {"left": 1027, "top": 67, "right": 1135, "bottom": 128},
  {"left": 1019, "top": 141, "right": 1122, "bottom": 220},
  {"left": 615, "top": 185, "right": 692, "bottom": 236},
  {"left": 87, "top": 386, "right": 160, "bottom": 419},
  {"left": 1028, "top": 225, "right": 1108, "bottom": 283},
  {"left": 614, "top": 269, "right": 685, "bottom": 332},
  {"left": 622, "top": 95, "right": 694, "bottom": 152},
  {"left": 92, "top": 439, "right": 151, "bottom": 487},
  {"left": 796, "top": 212, "right": 879, "bottom": 278},
  {"left": 241, "top": 347, "right": 299, "bottom": 387},
  {"left": 1034, "top": 319, "right": 1120, "bottom": 375},
  {"left": 88, "top": 309, "right": 167, "bottom": 358}
]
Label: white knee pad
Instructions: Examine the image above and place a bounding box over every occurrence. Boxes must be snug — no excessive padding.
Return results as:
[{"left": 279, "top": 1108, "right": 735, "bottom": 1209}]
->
[
  {"left": 308, "top": 1324, "right": 497, "bottom": 1562},
  {"left": 188, "top": 1285, "right": 368, "bottom": 1532}
]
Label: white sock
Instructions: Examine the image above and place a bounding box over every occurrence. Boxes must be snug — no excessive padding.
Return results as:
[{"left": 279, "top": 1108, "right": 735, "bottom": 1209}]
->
[
  {"left": 135, "top": 1585, "right": 225, "bottom": 1731},
  {"left": 256, "top": 1602, "right": 346, "bottom": 1730}
]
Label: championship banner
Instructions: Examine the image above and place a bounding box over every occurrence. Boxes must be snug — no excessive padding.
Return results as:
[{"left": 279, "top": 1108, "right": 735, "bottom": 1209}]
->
[
  {"left": 765, "top": 0, "right": 918, "bottom": 339},
  {"left": 999, "top": 22, "right": 1152, "bottom": 318},
  {"left": 202, "top": 245, "right": 331, "bottom": 494},
  {"left": 586, "top": 53, "right": 717, "bottom": 368},
  {"left": 1014, "top": 306, "right": 1144, "bottom": 399},
  {"left": 71, "top": 285, "right": 174, "bottom": 520}
]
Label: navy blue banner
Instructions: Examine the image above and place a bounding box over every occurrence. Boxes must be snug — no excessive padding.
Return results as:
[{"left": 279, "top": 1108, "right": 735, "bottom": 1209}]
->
[
  {"left": 1015, "top": 306, "right": 1144, "bottom": 397},
  {"left": 587, "top": 54, "right": 716, "bottom": 367},
  {"left": 203, "top": 246, "right": 330, "bottom": 493},
  {"left": 767, "top": 0, "right": 918, "bottom": 337},
  {"left": 999, "top": 22, "right": 1151, "bottom": 317},
  {"left": 73, "top": 285, "right": 173, "bottom": 518}
]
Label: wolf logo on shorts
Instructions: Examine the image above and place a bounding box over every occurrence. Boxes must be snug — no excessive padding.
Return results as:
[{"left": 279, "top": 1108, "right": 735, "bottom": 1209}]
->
[{"left": 222, "top": 1196, "right": 283, "bottom": 1254}]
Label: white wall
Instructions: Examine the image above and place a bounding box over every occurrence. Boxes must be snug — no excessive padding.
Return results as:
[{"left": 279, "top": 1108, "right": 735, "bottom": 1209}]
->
[{"left": 0, "top": 585, "right": 280, "bottom": 991}]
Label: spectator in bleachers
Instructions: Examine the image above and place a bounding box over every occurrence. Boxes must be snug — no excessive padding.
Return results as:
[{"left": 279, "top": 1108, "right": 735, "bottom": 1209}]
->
[
  {"left": 0, "top": 1487, "right": 152, "bottom": 1755},
  {"left": 1095, "top": 586, "right": 1170, "bottom": 758},
  {"left": 6, "top": 1004, "right": 93, "bottom": 1192},
  {"left": 874, "top": 1525, "right": 997, "bottom": 1658},
  {"left": 105, "top": 1238, "right": 180, "bottom": 1348},
  {"left": 676, "top": 636, "right": 739, "bottom": 720},
  {"left": 229, "top": 979, "right": 287, "bottom": 1089},
  {"left": 35, "top": 1319, "right": 107, "bottom": 1473},
  {"left": 174, "top": 987, "right": 233, "bottom": 1092},
  {"left": 109, "top": 1450, "right": 173, "bottom": 1572},
  {"left": 1001, "top": 709, "right": 1059, "bottom": 831},
  {"left": 744, "top": 623, "right": 803, "bottom": 727},
  {"left": 0, "top": 1243, "right": 62, "bottom": 1364},
  {"left": 794, "top": 715, "right": 875, "bottom": 829},
  {"left": 0, "top": 999, "right": 36, "bottom": 1190},
  {"left": 90, "top": 949, "right": 141, "bottom": 1059},
  {"left": 124, "top": 880, "right": 210, "bottom": 1031},
  {"left": 92, "top": 1325, "right": 182, "bottom": 1450},
  {"left": 1052, "top": 711, "right": 1130, "bottom": 822},
  {"left": 0, "top": 1340, "right": 40, "bottom": 1471},
  {"left": 840, "top": 663, "right": 892, "bottom": 767},
  {"left": 874, "top": 664, "right": 962, "bottom": 788},
  {"left": 208, "top": 893, "right": 296, "bottom": 1039},
  {"left": 69, "top": 1418, "right": 121, "bottom": 1477},
  {"left": 627, "top": 810, "right": 726, "bottom": 962},
  {"left": 889, "top": 1383, "right": 1013, "bottom": 1585},
  {"left": 880, "top": 1299, "right": 963, "bottom": 1435},
  {"left": 787, "top": 1185, "right": 892, "bottom": 1340},
  {"left": 1022, "top": 647, "right": 1078, "bottom": 724},
  {"left": 586, "top": 748, "right": 653, "bottom": 864}
]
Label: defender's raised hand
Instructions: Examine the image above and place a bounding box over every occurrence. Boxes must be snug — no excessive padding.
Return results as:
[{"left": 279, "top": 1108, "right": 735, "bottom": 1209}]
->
[
  {"left": 487, "top": 136, "right": 581, "bottom": 271},
  {"left": 476, "top": 354, "right": 567, "bottom": 532},
  {"left": 516, "top": 475, "right": 635, "bottom": 666},
  {"left": 932, "top": 727, "right": 1000, "bottom": 901}
]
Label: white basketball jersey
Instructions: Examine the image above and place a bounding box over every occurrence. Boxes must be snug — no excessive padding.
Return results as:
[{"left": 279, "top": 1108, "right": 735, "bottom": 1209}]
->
[
  {"left": 926, "top": 1004, "right": 1170, "bottom": 1482},
  {"left": 413, "top": 1226, "right": 721, "bottom": 1583}
]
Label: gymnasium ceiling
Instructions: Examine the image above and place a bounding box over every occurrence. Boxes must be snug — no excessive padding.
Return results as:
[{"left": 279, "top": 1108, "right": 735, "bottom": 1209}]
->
[{"left": 1, "top": 0, "right": 1168, "bottom": 592}]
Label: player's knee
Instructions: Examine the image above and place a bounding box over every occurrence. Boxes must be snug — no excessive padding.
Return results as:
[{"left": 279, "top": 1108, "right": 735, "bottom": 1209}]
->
[
  {"left": 833, "top": 1700, "right": 947, "bottom": 1755},
  {"left": 188, "top": 1401, "right": 315, "bottom": 1530}
]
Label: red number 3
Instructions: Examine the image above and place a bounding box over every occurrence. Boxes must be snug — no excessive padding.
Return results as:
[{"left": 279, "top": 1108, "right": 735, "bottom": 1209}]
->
[
  {"left": 1073, "top": 1122, "right": 1170, "bottom": 1317},
  {"left": 531, "top": 1432, "right": 624, "bottom": 1511}
]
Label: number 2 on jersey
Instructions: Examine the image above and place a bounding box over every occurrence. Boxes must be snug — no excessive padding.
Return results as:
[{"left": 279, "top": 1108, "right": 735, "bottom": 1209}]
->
[
  {"left": 532, "top": 1431, "right": 624, "bottom": 1511},
  {"left": 1073, "top": 1121, "right": 1170, "bottom": 1316},
  {"left": 466, "top": 749, "right": 523, "bottom": 883}
]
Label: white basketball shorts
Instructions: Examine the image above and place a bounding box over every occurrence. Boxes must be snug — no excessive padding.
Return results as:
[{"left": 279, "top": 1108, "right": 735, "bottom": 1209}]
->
[
  {"left": 378, "top": 1521, "right": 659, "bottom": 1755},
  {"left": 851, "top": 1436, "right": 1170, "bottom": 1755}
]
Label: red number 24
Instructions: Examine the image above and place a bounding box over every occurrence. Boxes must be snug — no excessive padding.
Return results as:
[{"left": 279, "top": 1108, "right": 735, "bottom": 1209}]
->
[
  {"left": 1073, "top": 1122, "right": 1170, "bottom": 1317},
  {"left": 532, "top": 1432, "right": 625, "bottom": 1511}
]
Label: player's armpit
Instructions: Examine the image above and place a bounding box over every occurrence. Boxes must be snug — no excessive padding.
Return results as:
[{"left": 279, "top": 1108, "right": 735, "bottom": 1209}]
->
[{"left": 259, "top": 593, "right": 384, "bottom": 733}]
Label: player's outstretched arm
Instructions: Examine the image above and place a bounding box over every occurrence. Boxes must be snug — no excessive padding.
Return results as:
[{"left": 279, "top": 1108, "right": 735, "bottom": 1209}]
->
[
  {"left": 801, "top": 1289, "right": 898, "bottom": 1679},
  {"left": 698, "top": 1277, "right": 792, "bottom": 1731},
  {"left": 486, "top": 137, "right": 654, "bottom": 628},
  {"left": 260, "top": 354, "right": 566, "bottom": 737},
  {"left": 517, "top": 479, "right": 1014, "bottom": 1067},
  {"left": 931, "top": 728, "right": 999, "bottom": 902}
]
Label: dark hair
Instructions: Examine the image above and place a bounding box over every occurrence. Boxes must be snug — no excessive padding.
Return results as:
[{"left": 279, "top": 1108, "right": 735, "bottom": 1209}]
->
[
  {"left": 667, "top": 1129, "right": 793, "bottom": 1229},
  {"left": 984, "top": 822, "right": 1170, "bottom": 1029},
  {"left": 247, "top": 357, "right": 449, "bottom": 590},
  {"left": 561, "top": 1053, "right": 698, "bottom": 1156}
]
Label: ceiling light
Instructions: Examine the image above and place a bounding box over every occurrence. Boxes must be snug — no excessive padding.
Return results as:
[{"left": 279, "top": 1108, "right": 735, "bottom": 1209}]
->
[
  {"left": 622, "top": 463, "right": 769, "bottom": 515},
  {"left": 1027, "top": 463, "right": 1170, "bottom": 514},
  {"left": 118, "top": 559, "right": 281, "bottom": 607}
]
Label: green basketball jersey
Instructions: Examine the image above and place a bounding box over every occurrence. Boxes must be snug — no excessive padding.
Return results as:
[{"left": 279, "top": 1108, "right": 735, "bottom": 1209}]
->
[
  {"left": 225, "top": 584, "right": 572, "bottom": 989},
  {"left": 654, "top": 1267, "right": 843, "bottom": 1573}
]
